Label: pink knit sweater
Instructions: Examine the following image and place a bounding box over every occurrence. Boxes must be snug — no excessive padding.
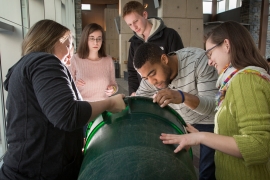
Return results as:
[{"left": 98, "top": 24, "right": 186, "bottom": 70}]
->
[{"left": 68, "top": 54, "right": 117, "bottom": 102}]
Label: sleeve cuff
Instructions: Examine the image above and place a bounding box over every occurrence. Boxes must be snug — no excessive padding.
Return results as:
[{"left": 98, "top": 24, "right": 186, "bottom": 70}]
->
[
  {"left": 193, "top": 96, "right": 215, "bottom": 116},
  {"left": 76, "top": 101, "right": 92, "bottom": 127}
]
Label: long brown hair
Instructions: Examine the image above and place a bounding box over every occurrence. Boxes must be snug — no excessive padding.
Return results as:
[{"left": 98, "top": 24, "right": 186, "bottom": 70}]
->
[
  {"left": 205, "top": 21, "right": 269, "bottom": 72},
  {"left": 22, "top": 19, "right": 69, "bottom": 56},
  {"left": 77, "top": 23, "right": 106, "bottom": 59}
]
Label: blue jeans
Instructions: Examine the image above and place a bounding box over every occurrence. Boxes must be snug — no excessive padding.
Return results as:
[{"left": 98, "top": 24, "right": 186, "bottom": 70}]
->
[{"left": 193, "top": 124, "right": 216, "bottom": 180}]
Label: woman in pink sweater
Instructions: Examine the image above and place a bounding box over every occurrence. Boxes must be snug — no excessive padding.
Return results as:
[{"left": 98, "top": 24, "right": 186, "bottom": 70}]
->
[{"left": 69, "top": 23, "right": 118, "bottom": 102}]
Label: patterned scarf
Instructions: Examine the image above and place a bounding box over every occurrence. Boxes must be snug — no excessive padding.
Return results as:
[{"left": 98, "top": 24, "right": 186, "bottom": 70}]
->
[{"left": 215, "top": 65, "right": 270, "bottom": 111}]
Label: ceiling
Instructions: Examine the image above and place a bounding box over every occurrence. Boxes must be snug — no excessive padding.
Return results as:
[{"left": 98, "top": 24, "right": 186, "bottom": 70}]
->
[
  {"left": 81, "top": 0, "right": 224, "bottom": 5},
  {"left": 81, "top": 0, "right": 119, "bottom": 5}
]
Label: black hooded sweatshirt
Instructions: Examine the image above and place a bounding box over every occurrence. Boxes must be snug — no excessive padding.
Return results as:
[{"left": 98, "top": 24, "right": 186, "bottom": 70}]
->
[
  {"left": 127, "top": 17, "right": 184, "bottom": 95},
  {"left": 0, "top": 52, "right": 91, "bottom": 180}
]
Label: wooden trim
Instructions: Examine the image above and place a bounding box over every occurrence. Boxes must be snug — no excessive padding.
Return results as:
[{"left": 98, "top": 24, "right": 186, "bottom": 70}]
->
[
  {"left": 258, "top": 0, "right": 269, "bottom": 56},
  {"left": 211, "top": 0, "right": 217, "bottom": 21}
]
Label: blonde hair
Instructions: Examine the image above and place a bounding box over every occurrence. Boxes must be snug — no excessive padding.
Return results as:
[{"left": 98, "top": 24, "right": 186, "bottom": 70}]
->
[{"left": 22, "top": 19, "right": 70, "bottom": 56}]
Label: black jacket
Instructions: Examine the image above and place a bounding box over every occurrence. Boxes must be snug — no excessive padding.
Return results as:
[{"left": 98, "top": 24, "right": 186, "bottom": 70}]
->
[
  {"left": 127, "top": 17, "right": 184, "bottom": 95},
  {"left": 0, "top": 52, "right": 91, "bottom": 180}
]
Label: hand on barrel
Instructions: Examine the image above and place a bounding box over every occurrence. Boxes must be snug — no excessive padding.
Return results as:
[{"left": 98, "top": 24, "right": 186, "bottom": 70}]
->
[
  {"left": 160, "top": 124, "right": 200, "bottom": 153},
  {"left": 153, "top": 89, "right": 183, "bottom": 107},
  {"left": 107, "top": 94, "right": 126, "bottom": 113}
]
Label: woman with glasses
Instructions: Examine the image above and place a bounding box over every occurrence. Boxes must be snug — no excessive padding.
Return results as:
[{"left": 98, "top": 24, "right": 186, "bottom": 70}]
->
[
  {"left": 160, "top": 21, "right": 270, "bottom": 179},
  {"left": 69, "top": 23, "right": 118, "bottom": 103}
]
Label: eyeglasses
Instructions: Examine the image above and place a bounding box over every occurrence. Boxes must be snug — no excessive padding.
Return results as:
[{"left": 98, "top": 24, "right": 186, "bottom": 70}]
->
[
  {"left": 205, "top": 42, "right": 223, "bottom": 59},
  {"left": 88, "top": 37, "right": 103, "bottom": 43}
]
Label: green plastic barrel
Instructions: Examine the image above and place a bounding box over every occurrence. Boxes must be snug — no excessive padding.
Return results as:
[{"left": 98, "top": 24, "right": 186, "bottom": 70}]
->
[{"left": 78, "top": 97, "right": 197, "bottom": 180}]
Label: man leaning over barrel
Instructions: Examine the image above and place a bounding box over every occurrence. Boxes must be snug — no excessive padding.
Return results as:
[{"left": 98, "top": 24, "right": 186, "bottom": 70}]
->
[{"left": 133, "top": 42, "right": 218, "bottom": 180}]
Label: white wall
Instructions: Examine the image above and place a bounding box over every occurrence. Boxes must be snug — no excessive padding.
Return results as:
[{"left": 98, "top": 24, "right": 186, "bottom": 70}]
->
[
  {"left": 45, "top": 0, "right": 56, "bottom": 20},
  {"left": 29, "top": 0, "right": 45, "bottom": 26},
  {"left": 0, "top": 0, "right": 76, "bottom": 160},
  {"left": 45, "top": 0, "right": 76, "bottom": 42},
  {"left": 0, "top": 0, "right": 22, "bottom": 25},
  {"left": 0, "top": 0, "right": 24, "bottom": 100}
]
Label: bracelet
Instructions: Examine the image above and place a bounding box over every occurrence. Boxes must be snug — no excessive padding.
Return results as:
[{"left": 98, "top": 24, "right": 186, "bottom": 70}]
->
[
  {"left": 112, "top": 86, "right": 117, "bottom": 94},
  {"left": 178, "top": 90, "right": 185, "bottom": 103}
]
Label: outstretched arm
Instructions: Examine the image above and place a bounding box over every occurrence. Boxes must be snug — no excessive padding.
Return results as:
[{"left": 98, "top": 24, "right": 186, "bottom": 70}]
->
[
  {"left": 160, "top": 132, "right": 242, "bottom": 158},
  {"left": 153, "top": 89, "right": 200, "bottom": 109},
  {"left": 88, "top": 94, "right": 125, "bottom": 122}
]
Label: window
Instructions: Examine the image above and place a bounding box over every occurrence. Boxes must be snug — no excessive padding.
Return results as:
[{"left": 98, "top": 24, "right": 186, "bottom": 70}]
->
[
  {"left": 204, "top": 0, "right": 242, "bottom": 14},
  {"left": 229, "top": 0, "right": 237, "bottom": 10},
  {"left": 21, "top": 0, "right": 29, "bottom": 37},
  {"left": 203, "top": 2, "right": 212, "bottom": 14},
  {"left": 217, "top": 0, "right": 226, "bottom": 13},
  {"left": 81, "top": 4, "right": 91, "bottom": 10},
  {"left": 0, "top": 52, "right": 6, "bottom": 167}
]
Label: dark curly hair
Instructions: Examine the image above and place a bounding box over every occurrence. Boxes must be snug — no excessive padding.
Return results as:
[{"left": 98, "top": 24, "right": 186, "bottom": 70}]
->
[{"left": 133, "top": 43, "right": 163, "bottom": 69}]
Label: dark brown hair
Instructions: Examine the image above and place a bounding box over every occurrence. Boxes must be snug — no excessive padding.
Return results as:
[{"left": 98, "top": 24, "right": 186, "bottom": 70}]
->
[
  {"left": 134, "top": 43, "right": 163, "bottom": 69},
  {"left": 205, "top": 21, "right": 269, "bottom": 72},
  {"left": 77, "top": 23, "right": 106, "bottom": 59},
  {"left": 22, "top": 19, "right": 69, "bottom": 56},
  {"left": 123, "top": 1, "right": 145, "bottom": 18}
]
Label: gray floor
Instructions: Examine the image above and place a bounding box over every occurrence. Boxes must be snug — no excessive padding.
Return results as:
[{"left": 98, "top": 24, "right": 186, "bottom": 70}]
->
[
  {"left": 116, "top": 78, "right": 200, "bottom": 179},
  {"left": 116, "top": 78, "right": 129, "bottom": 96}
]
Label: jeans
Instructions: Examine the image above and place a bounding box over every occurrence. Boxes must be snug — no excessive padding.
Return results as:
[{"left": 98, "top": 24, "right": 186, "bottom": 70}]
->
[{"left": 193, "top": 124, "right": 216, "bottom": 180}]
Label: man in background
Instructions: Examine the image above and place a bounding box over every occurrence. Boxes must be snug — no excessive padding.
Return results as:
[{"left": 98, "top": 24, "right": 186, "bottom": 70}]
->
[{"left": 123, "top": 1, "right": 184, "bottom": 95}]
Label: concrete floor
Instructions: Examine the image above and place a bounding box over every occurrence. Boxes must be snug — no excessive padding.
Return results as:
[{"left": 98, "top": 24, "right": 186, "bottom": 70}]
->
[
  {"left": 116, "top": 78, "right": 129, "bottom": 96},
  {"left": 116, "top": 78, "right": 200, "bottom": 179}
]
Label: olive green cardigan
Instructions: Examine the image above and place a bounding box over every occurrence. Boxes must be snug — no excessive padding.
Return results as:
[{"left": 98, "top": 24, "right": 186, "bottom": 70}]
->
[{"left": 214, "top": 73, "right": 270, "bottom": 180}]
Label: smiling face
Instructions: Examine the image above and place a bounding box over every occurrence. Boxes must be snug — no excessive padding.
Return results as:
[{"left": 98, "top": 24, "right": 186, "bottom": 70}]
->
[
  {"left": 205, "top": 39, "right": 231, "bottom": 74},
  {"left": 137, "top": 58, "right": 172, "bottom": 89},
  {"left": 53, "top": 32, "right": 72, "bottom": 61},
  {"left": 87, "top": 30, "right": 103, "bottom": 53},
  {"left": 124, "top": 11, "right": 148, "bottom": 35}
]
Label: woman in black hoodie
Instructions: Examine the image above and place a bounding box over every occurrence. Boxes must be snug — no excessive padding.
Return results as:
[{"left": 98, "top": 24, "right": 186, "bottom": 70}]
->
[{"left": 0, "top": 19, "right": 125, "bottom": 180}]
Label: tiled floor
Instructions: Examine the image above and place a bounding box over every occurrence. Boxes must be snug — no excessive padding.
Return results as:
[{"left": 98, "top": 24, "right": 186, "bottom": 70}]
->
[{"left": 116, "top": 78, "right": 200, "bottom": 179}]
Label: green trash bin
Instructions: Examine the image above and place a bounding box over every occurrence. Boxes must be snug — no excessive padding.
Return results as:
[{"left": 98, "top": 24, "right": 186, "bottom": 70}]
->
[{"left": 78, "top": 96, "right": 197, "bottom": 180}]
